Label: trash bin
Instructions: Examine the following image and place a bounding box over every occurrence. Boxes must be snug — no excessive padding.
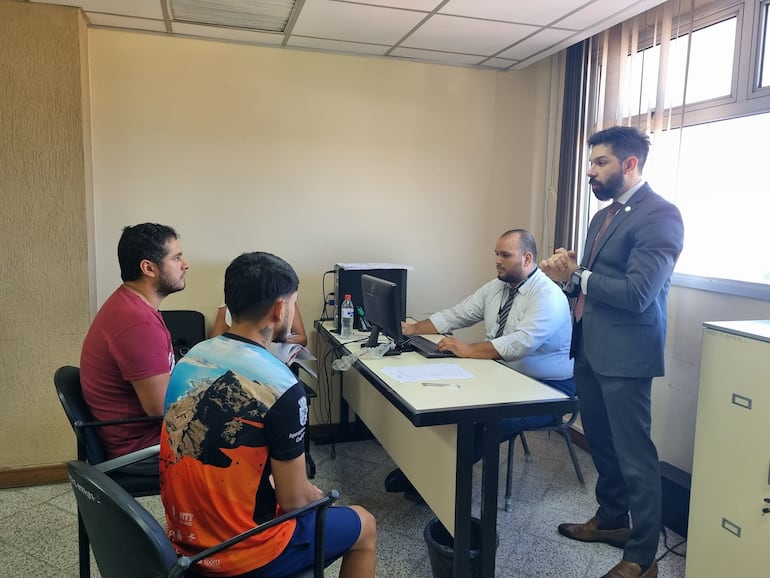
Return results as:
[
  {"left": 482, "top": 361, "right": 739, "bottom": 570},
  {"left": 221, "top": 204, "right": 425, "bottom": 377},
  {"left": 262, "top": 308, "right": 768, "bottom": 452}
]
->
[{"left": 423, "top": 517, "right": 497, "bottom": 578}]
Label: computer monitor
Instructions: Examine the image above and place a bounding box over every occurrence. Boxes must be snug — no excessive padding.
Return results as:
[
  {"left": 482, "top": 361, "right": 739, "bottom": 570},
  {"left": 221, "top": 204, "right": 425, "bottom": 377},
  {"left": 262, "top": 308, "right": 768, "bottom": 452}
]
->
[{"left": 360, "top": 274, "right": 407, "bottom": 353}]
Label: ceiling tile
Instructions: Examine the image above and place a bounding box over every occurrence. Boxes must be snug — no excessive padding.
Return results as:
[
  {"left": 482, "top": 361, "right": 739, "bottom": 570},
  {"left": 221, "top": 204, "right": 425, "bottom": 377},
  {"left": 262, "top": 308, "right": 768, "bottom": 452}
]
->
[
  {"left": 33, "top": 0, "right": 164, "bottom": 19},
  {"left": 482, "top": 57, "right": 518, "bottom": 70},
  {"left": 291, "top": 0, "right": 425, "bottom": 45},
  {"left": 86, "top": 13, "right": 167, "bottom": 33},
  {"left": 404, "top": 14, "right": 537, "bottom": 55},
  {"left": 171, "top": 22, "right": 285, "bottom": 45},
  {"left": 498, "top": 28, "right": 578, "bottom": 61},
  {"left": 440, "top": 0, "right": 585, "bottom": 27},
  {"left": 287, "top": 36, "right": 389, "bottom": 56},
  {"left": 560, "top": 0, "right": 666, "bottom": 30},
  {"left": 349, "top": 0, "right": 442, "bottom": 11},
  {"left": 390, "top": 47, "right": 487, "bottom": 66}
]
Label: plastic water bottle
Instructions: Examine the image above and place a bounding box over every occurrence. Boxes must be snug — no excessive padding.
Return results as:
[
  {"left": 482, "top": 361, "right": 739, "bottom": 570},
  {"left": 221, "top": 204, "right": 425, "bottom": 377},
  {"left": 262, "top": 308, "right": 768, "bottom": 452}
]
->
[{"left": 340, "top": 294, "right": 355, "bottom": 338}]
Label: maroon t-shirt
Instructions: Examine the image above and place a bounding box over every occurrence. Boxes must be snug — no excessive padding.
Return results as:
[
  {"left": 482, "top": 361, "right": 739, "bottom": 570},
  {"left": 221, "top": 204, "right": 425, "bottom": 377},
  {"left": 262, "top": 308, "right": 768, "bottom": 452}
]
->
[{"left": 80, "top": 286, "right": 174, "bottom": 458}]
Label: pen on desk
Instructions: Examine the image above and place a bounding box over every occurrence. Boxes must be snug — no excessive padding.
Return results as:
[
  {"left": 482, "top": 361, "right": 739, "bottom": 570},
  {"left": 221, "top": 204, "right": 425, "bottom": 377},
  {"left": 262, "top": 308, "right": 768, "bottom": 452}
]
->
[{"left": 421, "top": 382, "right": 461, "bottom": 388}]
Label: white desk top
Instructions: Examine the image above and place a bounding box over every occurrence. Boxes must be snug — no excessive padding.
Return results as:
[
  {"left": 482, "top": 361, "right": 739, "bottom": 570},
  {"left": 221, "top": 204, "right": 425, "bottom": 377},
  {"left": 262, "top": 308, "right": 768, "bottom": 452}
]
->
[{"left": 319, "top": 322, "right": 572, "bottom": 427}]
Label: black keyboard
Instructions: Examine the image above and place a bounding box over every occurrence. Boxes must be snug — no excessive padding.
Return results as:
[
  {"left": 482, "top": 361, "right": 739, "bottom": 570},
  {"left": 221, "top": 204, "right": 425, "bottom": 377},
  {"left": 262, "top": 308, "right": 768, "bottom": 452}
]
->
[{"left": 405, "top": 335, "right": 456, "bottom": 358}]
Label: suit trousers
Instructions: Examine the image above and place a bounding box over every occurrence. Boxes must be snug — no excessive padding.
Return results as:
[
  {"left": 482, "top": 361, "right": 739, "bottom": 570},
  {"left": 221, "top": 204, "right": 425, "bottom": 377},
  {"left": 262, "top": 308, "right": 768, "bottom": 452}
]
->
[{"left": 573, "top": 327, "right": 661, "bottom": 567}]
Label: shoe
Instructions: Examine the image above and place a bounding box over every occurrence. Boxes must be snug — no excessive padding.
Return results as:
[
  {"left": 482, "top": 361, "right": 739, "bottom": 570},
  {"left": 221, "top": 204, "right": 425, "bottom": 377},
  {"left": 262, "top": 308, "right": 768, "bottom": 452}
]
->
[
  {"left": 384, "top": 468, "right": 412, "bottom": 493},
  {"left": 557, "top": 516, "right": 631, "bottom": 548},
  {"left": 601, "top": 560, "right": 658, "bottom": 578},
  {"left": 403, "top": 487, "right": 425, "bottom": 503}
]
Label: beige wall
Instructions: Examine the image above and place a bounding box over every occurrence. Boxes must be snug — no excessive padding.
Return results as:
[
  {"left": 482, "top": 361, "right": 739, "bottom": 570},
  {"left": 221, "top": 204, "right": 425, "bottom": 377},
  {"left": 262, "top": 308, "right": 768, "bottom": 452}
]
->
[
  {"left": 87, "top": 29, "right": 559, "bottom": 345},
  {"left": 0, "top": 0, "right": 91, "bottom": 469}
]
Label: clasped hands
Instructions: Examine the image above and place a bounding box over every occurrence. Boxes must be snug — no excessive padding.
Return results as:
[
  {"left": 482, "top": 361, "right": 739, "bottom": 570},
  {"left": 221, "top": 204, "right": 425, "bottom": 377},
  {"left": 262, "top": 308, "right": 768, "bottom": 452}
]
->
[{"left": 540, "top": 247, "right": 579, "bottom": 284}]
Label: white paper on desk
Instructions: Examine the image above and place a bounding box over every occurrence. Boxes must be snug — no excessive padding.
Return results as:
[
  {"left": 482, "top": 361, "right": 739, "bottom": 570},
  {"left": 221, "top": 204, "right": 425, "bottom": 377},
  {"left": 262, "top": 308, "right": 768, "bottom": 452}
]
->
[{"left": 380, "top": 363, "right": 473, "bottom": 383}]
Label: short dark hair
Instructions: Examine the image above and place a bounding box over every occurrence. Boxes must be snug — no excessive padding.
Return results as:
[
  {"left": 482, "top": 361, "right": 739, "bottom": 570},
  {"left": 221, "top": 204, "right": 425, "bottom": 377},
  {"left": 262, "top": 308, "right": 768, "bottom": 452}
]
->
[
  {"left": 588, "top": 126, "right": 651, "bottom": 171},
  {"left": 117, "top": 223, "right": 178, "bottom": 282},
  {"left": 501, "top": 229, "right": 538, "bottom": 261},
  {"left": 225, "top": 252, "right": 299, "bottom": 323}
]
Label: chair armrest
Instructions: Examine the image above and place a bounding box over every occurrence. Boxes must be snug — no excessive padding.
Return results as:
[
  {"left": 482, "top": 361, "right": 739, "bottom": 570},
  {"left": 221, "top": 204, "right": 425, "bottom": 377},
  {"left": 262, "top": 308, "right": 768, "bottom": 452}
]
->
[
  {"left": 171, "top": 490, "right": 340, "bottom": 578},
  {"left": 95, "top": 444, "right": 161, "bottom": 474},
  {"left": 74, "top": 414, "right": 164, "bottom": 430}
]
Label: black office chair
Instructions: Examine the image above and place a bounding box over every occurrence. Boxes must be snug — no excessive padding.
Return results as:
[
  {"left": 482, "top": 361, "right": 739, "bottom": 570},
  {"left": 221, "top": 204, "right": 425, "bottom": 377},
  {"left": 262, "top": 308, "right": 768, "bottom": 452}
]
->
[
  {"left": 161, "top": 309, "right": 206, "bottom": 361},
  {"left": 67, "top": 460, "right": 339, "bottom": 578},
  {"left": 54, "top": 365, "right": 162, "bottom": 577},
  {"left": 503, "top": 402, "right": 585, "bottom": 512}
]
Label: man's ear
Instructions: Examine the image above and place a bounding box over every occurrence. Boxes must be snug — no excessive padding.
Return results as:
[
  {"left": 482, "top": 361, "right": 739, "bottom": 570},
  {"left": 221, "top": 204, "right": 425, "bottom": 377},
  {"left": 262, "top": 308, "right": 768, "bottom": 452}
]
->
[
  {"left": 523, "top": 251, "right": 534, "bottom": 266},
  {"left": 139, "top": 259, "right": 157, "bottom": 278},
  {"left": 271, "top": 298, "right": 287, "bottom": 323},
  {"left": 623, "top": 156, "right": 639, "bottom": 174}
]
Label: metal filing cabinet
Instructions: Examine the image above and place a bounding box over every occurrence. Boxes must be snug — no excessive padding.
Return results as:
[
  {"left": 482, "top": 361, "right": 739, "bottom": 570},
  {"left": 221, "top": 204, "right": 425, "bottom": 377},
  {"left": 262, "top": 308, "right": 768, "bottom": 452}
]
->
[{"left": 686, "top": 320, "right": 770, "bottom": 576}]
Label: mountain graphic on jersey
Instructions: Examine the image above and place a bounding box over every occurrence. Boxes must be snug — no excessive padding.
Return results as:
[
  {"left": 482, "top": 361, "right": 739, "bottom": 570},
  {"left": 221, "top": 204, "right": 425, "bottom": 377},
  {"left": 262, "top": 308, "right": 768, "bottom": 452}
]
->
[{"left": 164, "top": 369, "right": 277, "bottom": 468}]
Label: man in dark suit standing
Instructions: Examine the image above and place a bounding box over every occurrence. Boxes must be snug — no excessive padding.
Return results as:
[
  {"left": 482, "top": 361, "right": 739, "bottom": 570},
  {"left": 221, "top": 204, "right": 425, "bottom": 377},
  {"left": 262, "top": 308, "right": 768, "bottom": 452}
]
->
[{"left": 541, "top": 126, "right": 684, "bottom": 578}]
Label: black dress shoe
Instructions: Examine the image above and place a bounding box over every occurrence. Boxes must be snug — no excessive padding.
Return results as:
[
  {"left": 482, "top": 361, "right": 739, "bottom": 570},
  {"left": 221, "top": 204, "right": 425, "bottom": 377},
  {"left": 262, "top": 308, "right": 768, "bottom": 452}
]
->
[
  {"left": 385, "top": 468, "right": 412, "bottom": 493},
  {"left": 557, "top": 516, "right": 631, "bottom": 548},
  {"left": 385, "top": 468, "right": 424, "bottom": 502}
]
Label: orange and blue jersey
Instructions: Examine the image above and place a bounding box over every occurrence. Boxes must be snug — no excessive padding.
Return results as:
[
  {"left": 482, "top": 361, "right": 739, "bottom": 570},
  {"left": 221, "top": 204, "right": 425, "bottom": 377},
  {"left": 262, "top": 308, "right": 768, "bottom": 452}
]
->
[{"left": 160, "top": 334, "right": 306, "bottom": 576}]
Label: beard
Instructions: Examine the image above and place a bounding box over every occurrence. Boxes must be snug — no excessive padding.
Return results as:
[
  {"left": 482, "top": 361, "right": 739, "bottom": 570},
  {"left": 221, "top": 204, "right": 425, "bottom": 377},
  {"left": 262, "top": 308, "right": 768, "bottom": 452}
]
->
[
  {"left": 156, "top": 271, "right": 186, "bottom": 297},
  {"left": 273, "top": 316, "right": 292, "bottom": 343},
  {"left": 497, "top": 268, "right": 525, "bottom": 285},
  {"left": 590, "top": 169, "right": 624, "bottom": 201}
]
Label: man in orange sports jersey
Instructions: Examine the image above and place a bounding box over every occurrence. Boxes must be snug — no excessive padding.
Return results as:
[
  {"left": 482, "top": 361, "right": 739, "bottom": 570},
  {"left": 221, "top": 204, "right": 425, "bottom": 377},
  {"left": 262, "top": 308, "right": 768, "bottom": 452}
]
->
[{"left": 160, "top": 252, "right": 376, "bottom": 578}]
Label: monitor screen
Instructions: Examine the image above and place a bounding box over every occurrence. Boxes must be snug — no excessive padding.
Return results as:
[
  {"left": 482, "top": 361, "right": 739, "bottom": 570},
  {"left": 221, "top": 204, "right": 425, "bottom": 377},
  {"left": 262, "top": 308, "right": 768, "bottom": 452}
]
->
[{"left": 360, "top": 274, "right": 407, "bottom": 353}]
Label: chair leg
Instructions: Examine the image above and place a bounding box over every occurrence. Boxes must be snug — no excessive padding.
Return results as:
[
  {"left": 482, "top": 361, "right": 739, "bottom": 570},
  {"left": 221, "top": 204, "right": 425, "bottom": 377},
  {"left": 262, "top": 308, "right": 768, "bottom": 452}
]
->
[
  {"left": 77, "top": 511, "right": 90, "bottom": 578},
  {"left": 563, "top": 432, "right": 585, "bottom": 484},
  {"left": 519, "top": 431, "right": 532, "bottom": 461},
  {"left": 504, "top": 436, "right": 516, "bottom": 512}
]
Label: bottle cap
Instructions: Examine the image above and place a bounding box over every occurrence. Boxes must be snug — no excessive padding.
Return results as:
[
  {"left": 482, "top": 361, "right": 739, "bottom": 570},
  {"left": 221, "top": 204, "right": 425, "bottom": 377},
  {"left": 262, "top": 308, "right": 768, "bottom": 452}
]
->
[{"left": 345, "top": 294, "right": 352, "bottom": 300}]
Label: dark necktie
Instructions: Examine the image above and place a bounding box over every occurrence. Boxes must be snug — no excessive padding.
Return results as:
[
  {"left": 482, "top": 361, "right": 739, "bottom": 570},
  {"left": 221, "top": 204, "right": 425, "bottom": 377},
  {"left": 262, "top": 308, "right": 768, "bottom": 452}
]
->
[
  {"left": 575, "top": 201, "right": 622, "bottom": 321},
  {"left": 495, "top": 288, "right": 516, "bottom": 338}
]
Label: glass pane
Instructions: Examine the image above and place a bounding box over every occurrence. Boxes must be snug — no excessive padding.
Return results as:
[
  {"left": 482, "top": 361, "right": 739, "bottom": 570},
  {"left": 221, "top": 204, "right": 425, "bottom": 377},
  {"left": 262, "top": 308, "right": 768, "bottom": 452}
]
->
[
  {"left": 644, "top": 114, "right": 770, "bottom": 285},
  {"left": 761, "top": 1, "right": 770, "bottom": 88},
  {"left": 627, "top": 16, "right": 736, "bottom": 114}
]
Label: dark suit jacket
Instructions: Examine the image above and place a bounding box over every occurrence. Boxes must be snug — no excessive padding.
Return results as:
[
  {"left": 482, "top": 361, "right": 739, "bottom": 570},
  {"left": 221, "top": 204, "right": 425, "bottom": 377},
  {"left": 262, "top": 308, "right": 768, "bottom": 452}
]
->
[{"left": 571, "top": 183, "right": 684, "bottom": 378}]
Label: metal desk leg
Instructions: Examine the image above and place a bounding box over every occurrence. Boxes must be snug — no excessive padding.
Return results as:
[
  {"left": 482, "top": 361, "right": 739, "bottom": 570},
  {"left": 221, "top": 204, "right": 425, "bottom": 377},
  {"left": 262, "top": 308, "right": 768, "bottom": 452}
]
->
[
  {"left": 479, "top": 419, "right": 501, "bottom": 577},
  {"left": 453, "top": 420, "right": 475, "bottom": 578}
]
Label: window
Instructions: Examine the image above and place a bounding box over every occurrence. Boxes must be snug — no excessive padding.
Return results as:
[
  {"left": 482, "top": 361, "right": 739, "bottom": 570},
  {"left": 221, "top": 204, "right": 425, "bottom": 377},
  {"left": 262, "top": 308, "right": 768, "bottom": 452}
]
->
[
  {"left": 580, "top": 0, "right": 770, "bottom": 293},
  {"left": 644, "top": 114, "right": 770, "bottom": 285}
]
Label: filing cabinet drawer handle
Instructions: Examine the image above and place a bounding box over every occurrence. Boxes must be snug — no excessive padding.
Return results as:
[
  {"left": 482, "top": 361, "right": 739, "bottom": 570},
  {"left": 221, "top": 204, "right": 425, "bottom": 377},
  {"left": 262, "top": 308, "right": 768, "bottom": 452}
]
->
[
  {"left": 731, "top": 393, "right": 752, "bottom": 410},
  {"left": 721, "top": 518, "right": 741, "bottom": 537}
]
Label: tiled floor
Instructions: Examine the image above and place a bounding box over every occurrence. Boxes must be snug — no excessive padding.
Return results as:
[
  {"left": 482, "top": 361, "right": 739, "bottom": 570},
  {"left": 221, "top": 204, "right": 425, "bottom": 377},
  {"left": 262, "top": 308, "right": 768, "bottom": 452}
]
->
[{"left": 0, "top": 432, "right": 687, "bottom": 577}]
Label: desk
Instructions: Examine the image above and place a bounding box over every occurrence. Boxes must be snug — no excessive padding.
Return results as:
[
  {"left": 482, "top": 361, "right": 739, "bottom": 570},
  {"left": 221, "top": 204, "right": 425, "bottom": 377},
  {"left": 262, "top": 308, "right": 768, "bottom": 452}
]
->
[{"left": 316, "top": 321, "right": 576, "bottom": 577}]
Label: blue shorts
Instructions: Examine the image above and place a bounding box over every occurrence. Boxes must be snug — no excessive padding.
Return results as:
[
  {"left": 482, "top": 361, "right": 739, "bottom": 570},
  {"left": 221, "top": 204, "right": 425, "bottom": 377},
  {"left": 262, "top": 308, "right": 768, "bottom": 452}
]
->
[{"left": 232, "top": 506, "right": 362, "bottom": 578}]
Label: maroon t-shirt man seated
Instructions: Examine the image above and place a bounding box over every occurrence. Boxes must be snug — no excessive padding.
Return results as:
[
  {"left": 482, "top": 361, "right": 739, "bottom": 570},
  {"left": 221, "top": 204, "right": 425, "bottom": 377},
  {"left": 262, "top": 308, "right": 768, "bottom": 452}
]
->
[{"left": 79, "top": 223, "right": 188, "bottom": 475}]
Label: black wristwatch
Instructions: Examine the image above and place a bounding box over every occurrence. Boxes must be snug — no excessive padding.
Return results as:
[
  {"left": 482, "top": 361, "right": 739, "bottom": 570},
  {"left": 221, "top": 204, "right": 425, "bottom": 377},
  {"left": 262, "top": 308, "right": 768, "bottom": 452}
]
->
[{"left": 571, "top": 267, "right": 587, "bottom": 288}]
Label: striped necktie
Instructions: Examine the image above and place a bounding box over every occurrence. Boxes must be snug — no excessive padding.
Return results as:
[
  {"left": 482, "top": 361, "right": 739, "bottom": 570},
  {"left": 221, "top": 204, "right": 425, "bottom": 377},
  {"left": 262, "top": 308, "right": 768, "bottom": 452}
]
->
[{"left": 495, "top": 288, "right": 516, "bottom": 338}]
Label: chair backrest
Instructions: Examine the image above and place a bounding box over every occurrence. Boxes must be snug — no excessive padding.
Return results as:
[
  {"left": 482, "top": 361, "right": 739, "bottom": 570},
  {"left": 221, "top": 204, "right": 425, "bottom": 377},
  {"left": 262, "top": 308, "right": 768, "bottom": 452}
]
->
[
  {"left": 161, "top": 310, "right": 206, "bottom": 361},
  {"left": 67, "top": 460, "right": 338, "bottom": 578},
  {"left": 54, "top": 365, "right": 107, "bottom": 464},
  {"left": 67, "top": 460, "right": 178, "bottom": 578}
]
